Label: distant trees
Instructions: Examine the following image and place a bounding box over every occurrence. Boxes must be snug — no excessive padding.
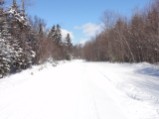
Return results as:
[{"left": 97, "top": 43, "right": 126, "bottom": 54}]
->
[
  {"left": 47, "top": 25, "right": 63, "bottom": 60},
  {"left": 48, "top": 25, "right": 62, "bottom": 44},
  {"left": 81, "top": 0, "right": 159, "bottom": 63},
  {"left": 65, "top": 34, "right": 72, "bottom": 51},
  {"left": 63, "top": 33, "right": 73, "bottom": 60}
]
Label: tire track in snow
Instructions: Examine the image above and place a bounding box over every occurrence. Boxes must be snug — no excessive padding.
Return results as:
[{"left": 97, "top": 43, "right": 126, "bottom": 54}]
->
[
  {"left": 83, "top": 63, "right": 128, "bottom": 119},
  {"left": 81, "top": 63, "right": 101, "bottom": 119},
  {"left": 94, "top": 63, "right": 159, "bottom": 119}
]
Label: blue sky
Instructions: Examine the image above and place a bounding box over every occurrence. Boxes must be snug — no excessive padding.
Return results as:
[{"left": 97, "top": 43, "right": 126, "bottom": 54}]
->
[{"left": 14, "top": 0, "right": 151, "bottom": 44}]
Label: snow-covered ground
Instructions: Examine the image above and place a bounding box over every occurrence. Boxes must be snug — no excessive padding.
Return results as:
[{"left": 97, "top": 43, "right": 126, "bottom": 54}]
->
[{"left": 0, "top": 60, "right": 159, "bottom": 119}]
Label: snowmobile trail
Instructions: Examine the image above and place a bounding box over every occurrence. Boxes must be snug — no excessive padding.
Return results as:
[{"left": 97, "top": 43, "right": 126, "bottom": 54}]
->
[{"left": 0, "top": 60, "right": 159, "bottom": 119}]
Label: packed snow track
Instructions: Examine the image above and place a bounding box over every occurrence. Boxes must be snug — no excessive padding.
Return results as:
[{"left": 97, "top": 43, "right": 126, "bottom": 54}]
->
[{"left": 0, "top": 60, "right": 159, "bottom": 119}]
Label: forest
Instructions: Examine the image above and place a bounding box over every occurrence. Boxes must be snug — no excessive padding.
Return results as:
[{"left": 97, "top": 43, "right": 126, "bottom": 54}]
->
[
  {"left": 77, "top": 0, "right": 159, "bottom": 63},
  {"left": 0, "top": 0, "right": 73, "bottom": 78},
  {"left": 0, "top": 0, "right": 159, "bottom": 78}
]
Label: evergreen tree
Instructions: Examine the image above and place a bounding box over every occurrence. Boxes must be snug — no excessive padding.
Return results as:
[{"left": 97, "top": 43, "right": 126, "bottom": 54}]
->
[
  {"left": 48, "top": 24, "right": 62, "bottom": 45},
  {"left": 38, "top": 23, "right": 44, "bottom": 37},
  {"left": 65, "top": 33, "right": 72, "bottom": 49},
  {"left": 0, "top": 0, "right": 23, "bottom": 76},
  {"left": 48, "top": 24, "right": 66, "bottom": 60},
  {"left": 56, "top": 24, "right": 62, "bottom": 45},
  {"left": 0, "top": 0, "right": 36, "bottom": 77},
  {"left": 64, "top": 33, "right": 72, "bottom": 60},
  {"left": 10, "top": 0, "right": 35, "bottom": 68},
  {"left": 0, "top": 0, "right": 10, "bottom": 77},
  {"left": 48, "top": 25, "right": 56, "bottom": 40},
  {"left": 0, "top": 0, "right": 4, "bottom": 33}
]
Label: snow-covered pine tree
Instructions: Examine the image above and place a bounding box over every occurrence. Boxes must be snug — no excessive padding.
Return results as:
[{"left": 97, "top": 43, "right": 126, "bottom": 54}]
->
[
  {"left": 6, "top": 0, "right": 35, "bottom": 70},
  {"left": 0, "top": 1, "right": 10, "bottom": 77},
  {"left": 0, "top": 0, "right": 23, "bottom": 77},
  {"left": 0, "top": 0, "right": 35, "bottom": 78}
]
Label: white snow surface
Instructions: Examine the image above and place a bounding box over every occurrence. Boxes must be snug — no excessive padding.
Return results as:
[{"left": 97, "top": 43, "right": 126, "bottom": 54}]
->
[{"left": 0, "top": 60, "right": 159, "bottom": 119}]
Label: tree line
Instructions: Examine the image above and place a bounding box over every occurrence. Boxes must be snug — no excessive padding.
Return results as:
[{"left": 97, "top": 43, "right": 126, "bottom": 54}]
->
[
  {"left": 79, "top": 0, "right": 159, "bottom": 63},
  {"left": 1, "top": 0, "right": 158, "bottom": 78},
  {"left": 0, "top": 0, "right": 72, "bottom": 78}
]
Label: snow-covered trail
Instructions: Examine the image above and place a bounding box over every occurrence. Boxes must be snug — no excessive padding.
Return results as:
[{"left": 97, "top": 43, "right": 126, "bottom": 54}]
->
[{"left": 0, "top": 60, "right": 159, "bottom": 119}]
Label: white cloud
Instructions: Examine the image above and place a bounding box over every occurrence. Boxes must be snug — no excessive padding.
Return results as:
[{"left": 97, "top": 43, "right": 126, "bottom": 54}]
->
[
  {"left": 61, "top": 29, "right": 74, "bottom": 40},
  {"left": 74, "top": 22, "right": 103, "bottom": 44},
  {"left": 75, "top": 23, "right": 103, "bottom": 37},
  {"left": 78, "top": 38, "right": 89, "bottom": 45}
]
